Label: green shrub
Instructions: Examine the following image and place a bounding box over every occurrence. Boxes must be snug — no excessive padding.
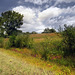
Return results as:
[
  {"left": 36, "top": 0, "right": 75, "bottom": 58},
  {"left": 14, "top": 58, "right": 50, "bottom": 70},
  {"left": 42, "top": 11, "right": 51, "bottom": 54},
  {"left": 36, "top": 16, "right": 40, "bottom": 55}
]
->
[
  {"left": 40, "top": 41, "right": 50, "bottom": 60},
  {"left": 0, "top": 37, "right": 4, "bottom": 48},
  {"left": 15, "top": 34, "right": 33, "bottom": 48},
  {"left": 3, "top": 40, "right": 11, "bottom": 49},
  {"left": 26, "top": 38, "right": 33, "bottom": 49},
  {"left": 62, "top": 25, "right": 75, "bottom": 56},
  {"left": 15, "top": 35, "right": 23, "bottom": 48},
  {"left": 9, "top": 35, "right": 16, "bottom": 47},
  {"left": 32, "top": 37, "right": 63, "bottom": 60}
]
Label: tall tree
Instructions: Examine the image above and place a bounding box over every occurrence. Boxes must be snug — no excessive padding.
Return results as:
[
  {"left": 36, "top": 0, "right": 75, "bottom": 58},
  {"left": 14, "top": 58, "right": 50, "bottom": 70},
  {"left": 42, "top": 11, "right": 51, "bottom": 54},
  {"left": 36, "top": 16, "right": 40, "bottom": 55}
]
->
[{"left": 0, "top": 10, "right": 23, "bottom": 36}]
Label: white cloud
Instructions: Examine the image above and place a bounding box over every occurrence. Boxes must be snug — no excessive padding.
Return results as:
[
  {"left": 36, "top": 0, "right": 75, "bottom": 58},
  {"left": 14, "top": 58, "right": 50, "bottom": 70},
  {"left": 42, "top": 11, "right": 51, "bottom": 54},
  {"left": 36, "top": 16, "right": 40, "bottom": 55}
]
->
[
  {"left": 24, "top": 0, "right": 50, "bottom": 5},
  {"left": 38, "top": 7, "right": 62, "bottom": 21},
  {"left": 12, "top": 6, "right": 45, "bottom": 33},
  {"left": 61, "top": 16, "right": 75, "bottom": 25},
  {"left": 13, "top": 6, "right": 36, "bottom": 24},
  {"left": 63, "top": 6, "right": 75, "bottom": 14},
  {"left": 39, "top": 6, "right": 75, "bottom": 30},
  {"left": 54, "top": 0, "right": 75, "bottom": 6},
  {"left": 12, "top": 5, "right": 75, "bottom": 33}
]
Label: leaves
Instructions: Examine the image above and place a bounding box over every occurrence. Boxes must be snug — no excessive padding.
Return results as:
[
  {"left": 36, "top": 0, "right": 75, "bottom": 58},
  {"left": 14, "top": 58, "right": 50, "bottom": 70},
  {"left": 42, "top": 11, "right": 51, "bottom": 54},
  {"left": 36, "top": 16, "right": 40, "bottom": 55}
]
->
[{"left": 0, "top": 10, "right": 23, "bottom": 36}]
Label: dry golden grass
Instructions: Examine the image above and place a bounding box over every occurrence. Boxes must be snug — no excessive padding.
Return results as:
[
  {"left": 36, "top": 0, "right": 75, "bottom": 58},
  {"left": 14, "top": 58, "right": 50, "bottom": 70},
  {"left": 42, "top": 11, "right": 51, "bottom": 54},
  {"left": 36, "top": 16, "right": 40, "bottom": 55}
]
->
[
  {"left": 30, "top": 33, "right": 59, "bottom": 38},
  {"left": 0, "top": 48, "right": 74, "bottom": 75},
  {"left": 0, "top": 48, "right": 54, "bottom": 75},
  {"left": 31, "top": 33, "right": 62, "bottom": 43}
]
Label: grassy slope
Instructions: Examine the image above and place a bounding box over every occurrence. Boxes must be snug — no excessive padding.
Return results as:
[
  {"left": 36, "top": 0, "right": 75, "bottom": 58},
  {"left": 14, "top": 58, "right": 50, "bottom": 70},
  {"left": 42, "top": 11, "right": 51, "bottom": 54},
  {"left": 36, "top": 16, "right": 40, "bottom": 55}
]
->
[
  {"left": 0, "top": 48, "right": 54, "bottom": 75},
  {"left": 0, "top": 48, "right": 74, "bottom": 75}
]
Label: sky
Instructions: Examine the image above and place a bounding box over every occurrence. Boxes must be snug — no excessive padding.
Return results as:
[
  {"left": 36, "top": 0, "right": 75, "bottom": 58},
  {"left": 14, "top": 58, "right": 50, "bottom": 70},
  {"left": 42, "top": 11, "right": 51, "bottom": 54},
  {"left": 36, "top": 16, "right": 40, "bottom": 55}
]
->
[{"left": 0, "top": 0, "right": 75, "bottom": 33}]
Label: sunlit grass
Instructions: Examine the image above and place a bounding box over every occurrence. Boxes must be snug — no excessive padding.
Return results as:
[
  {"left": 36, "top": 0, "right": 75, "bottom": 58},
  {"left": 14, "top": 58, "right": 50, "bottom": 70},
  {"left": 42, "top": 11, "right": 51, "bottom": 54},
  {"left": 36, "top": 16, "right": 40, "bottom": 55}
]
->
[
  {"left": 0, "top": 48, "right": 54, "bottom": 75},
  {"left": 0, "top": 48, "right": 74, "bottom": 75}
]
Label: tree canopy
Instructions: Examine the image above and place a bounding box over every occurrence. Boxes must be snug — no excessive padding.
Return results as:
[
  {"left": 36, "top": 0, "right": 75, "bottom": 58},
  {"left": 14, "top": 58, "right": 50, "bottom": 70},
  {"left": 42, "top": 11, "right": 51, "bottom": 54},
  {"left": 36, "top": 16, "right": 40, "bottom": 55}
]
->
[
  {"left": 0, "top": 10, "right": 23, "bottom": 36},
  {"left": 42, "top": 28, "right": 56, "bottom": 33}
]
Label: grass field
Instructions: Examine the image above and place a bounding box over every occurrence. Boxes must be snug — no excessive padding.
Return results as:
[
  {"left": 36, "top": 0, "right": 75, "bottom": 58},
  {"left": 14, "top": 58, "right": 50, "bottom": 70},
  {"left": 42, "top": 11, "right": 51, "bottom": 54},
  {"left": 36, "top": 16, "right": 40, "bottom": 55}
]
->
[
  {"left": 0, "top": 33, "right": 75, "bottom": 75},
  {"left": 0, "top": 48, "right": 74, "bottom": 75},
  {"left": 0, "top": 48, "right": 55, "bottom": 75}
]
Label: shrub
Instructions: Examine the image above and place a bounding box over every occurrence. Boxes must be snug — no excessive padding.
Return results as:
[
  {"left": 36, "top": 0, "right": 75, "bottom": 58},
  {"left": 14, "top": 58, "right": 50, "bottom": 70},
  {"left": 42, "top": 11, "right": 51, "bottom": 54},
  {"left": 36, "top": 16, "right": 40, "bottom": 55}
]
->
[
  {"left": 9, "top": 35, "right": 16, "bottom": 47},
  {"left": 3, "top": 40, "right": 11, "bottom": 49},
  {"left": 0, "top": 37, "right": 4, "bottom": 48},
  {"left": 32, "top": 37, "right": 63, "bottom": 60},
  {"left": 15, "top": 34, "right": 33, "bottom": 48},
  {"left": 15, "top": 34, "right": 24, "bottom": 48},
  {"left": 40, "top": 41, "right": 50, "bottom": 60},
  {"left": 62, "top": 25, "right": 75, "bottom": 56}
]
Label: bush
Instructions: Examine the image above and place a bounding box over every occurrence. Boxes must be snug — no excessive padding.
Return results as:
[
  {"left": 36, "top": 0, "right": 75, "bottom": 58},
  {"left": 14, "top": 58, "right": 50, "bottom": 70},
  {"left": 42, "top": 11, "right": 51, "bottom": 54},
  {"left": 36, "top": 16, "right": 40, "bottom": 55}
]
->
[
  {"left": 3, "top": 40, "right": 11, "bottom": 49},
  {"left": 40, "top": 41, "right": 50, "bottom": 60},
  {"left": 32, "top": 37, "right": 62, "bottom": 60},
  {"left": 62, "top": 25, "right": 75, "bottom": 56},
  {"left": 9, "top": 35, "right": 16, "bottom": 47},
  {"left": 15, "top": 34, "right": 33, "bottom": 48},
  {"left": 0, "top": 37, "right": 4, "bottom": 48},
  {"left": 15, "top": 35, "right": 24, "bottom": 48}
]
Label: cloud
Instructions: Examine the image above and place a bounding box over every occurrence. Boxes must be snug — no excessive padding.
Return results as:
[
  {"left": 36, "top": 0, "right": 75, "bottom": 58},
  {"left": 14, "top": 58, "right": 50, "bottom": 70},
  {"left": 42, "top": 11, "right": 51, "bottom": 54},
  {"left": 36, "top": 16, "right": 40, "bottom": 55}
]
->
[
  {"left": 13, "top": 6, "right": 36, "bottom": 24},
  {"left": 38, "top": 7, "right": 62, "bottom": 21},
  {"left": 63, "top": 6, "right": 75, "bottom": 14},
  {"left": 24, "top": 0, "right": 50, "bottom": 5},
  {"left": 12, "top": 6, "right": 45, "bottom": 33},
  {"left": 39, "top": 6, "right": 75, "bottom": 30},
  {"left": 12, "top": 5, "right": 75, "bottom": 33},
  {"left": 54, "top": 0, "right": 75, "bottom": 6},
  {"left": 57, "top": 0, "right": 75, "bottom": 3}
]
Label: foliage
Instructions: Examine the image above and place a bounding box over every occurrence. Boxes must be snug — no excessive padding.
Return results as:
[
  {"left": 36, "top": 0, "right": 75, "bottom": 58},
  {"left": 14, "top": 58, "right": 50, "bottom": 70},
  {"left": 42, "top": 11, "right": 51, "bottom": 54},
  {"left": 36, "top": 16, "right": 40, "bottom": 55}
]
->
[
  {"left": 0, "top": 37, "right": 4, "bottom": 48},
  {"left": 31, "top": 31, "right": 37, "bottom": 34},
  {"left": 9, "top": 35, "right": 16, "bottom": 47},
  {"left": 42, "top": 28, "right": 56, "bottom": 33},
  {"left": 3, "top": 39, "right": 11, "bottom": 49},
  {"left": 0, "top": 17, "right": 5, "bottom": 37},
  {"left": 0, "top": 10, "right": 23, "bottom": 36},
  {"left": 15, "top": 34, "right": 33, "bottom": 48},
  {"left": 62, "top": 25, "right": 75, "bottom": 56},
  {"left": 32, "top": 37, "right": 63, "bottom": 60}
]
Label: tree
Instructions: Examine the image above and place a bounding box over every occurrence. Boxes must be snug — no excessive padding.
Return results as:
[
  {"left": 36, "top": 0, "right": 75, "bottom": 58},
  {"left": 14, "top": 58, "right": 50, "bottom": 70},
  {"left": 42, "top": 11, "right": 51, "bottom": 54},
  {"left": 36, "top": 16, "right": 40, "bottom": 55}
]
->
[
  {"left": 0, "top": 17, "right": 5, "bottom": 37},
  {"left": 62, "top": 25, "right": 75, "bottom": 56},
  {"left": 0, "top": 10, "right": 23, "bottom": 36},
  {"left": 31, "top": 31, "right": 37, "bottom": 34},
  {"left": 50, "top": 28, "right": 56, "bottom": 33},
  {"left": 42, "top": 28, "right": 56, "bottom": 33}
]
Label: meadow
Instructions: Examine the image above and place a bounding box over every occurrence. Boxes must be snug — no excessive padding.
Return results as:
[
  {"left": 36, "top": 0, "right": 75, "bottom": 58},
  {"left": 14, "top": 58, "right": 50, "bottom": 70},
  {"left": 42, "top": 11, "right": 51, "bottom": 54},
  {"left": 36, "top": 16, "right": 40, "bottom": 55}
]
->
[{"left": 0, "top": 33, "right": 75, "bottom": 75}]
